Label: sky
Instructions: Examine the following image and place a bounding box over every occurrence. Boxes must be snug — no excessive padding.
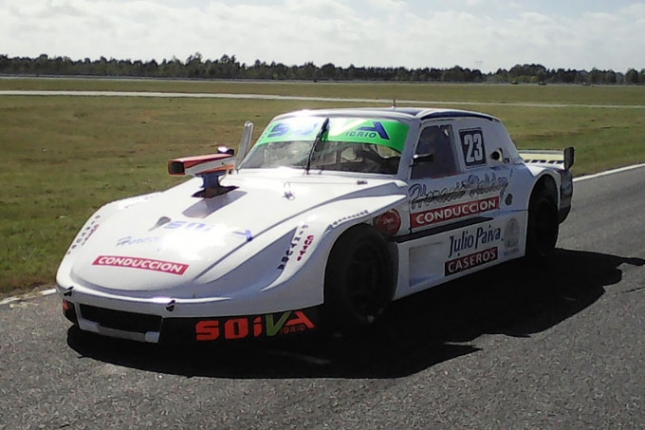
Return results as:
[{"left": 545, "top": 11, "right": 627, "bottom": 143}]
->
[{"left": 1, "top": 0, "right": 644, "bottom": 72}]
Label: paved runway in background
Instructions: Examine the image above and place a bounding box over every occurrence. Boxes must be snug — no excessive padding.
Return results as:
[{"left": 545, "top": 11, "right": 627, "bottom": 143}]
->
[{"left": 2, "top": 89, "right": 645, "bottom": 109}]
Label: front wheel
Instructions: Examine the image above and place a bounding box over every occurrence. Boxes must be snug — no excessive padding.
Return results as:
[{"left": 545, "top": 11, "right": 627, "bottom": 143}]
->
[
  {"left": 324, "top": 225, "right": 394, "bottom": 332},
  {"left": 525, "top": 188, "right": 559, "bottom": 260}
]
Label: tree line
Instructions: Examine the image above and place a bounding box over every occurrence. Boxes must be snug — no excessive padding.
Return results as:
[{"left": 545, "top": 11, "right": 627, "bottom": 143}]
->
[{"left": 1, "top": 53, "right": 644, "bottom": 85}]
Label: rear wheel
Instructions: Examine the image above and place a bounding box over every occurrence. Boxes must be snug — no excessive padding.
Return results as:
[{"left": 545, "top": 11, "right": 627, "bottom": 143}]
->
[
  {"left": 526, "top": 187, "right": 559, "bottom": 260},
  {"left": 324, "top": 225, "right": 393, "bottom": 332}
]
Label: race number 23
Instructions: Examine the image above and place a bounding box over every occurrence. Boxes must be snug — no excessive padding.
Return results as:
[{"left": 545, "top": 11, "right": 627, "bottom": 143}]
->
[{"left": 460, "top": 129, "right": 486, "bottom": 167}]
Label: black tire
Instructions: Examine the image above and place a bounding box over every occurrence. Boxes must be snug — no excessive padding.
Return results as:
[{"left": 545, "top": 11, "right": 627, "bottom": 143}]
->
[
  {"left": 324, "top": 224, "right": 394, "bottom": 332},
  {"left": 525, "top": 187, "right": 559, "bottom": 260}
]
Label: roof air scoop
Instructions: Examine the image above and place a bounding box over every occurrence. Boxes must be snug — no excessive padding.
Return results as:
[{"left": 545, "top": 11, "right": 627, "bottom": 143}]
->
[{"left": 168, "top": 147, "right": 237, "bottom": 198}]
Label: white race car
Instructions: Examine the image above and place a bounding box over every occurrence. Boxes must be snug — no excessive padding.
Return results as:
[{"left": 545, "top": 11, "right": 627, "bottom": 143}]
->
[{"left": 57, "top": 107, "right": 574, "bottom": 343}]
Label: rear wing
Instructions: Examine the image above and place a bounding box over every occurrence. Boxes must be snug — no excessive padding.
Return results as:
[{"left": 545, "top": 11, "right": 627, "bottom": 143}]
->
[
  {"left": 519, "top": 147, "right": 574, "bottom": 170},
  {"left": 168, "top": 152, "right": 237, "bottom": 198}
]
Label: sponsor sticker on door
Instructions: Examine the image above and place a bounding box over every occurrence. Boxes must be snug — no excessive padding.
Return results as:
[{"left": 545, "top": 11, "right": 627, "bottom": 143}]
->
[
  {"left": 445, "top": 247, "right": 498, "bottom": 275},
  {"left": 411, "top": 196, "right": 500, "bottom": 228}
]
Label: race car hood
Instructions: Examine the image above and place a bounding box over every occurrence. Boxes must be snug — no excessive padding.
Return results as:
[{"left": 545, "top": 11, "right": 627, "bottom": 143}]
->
[{"left": 66, "top": 169, "right": 406, "bottom": 295}]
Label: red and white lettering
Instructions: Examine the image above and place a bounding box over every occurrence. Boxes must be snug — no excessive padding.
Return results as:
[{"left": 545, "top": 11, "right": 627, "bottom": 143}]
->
[
  {"left": 195, "top": 310, "right": 317, "bottom": 341},
  {"left": 411, "top": 197, "right": 500, "bottom": 228},
  {"left": 224, "top": 319, "right": 249, "bottom": 339},
  {"left": 445, "top": 247, "right": 498, "bottom": 275},
  {"left": 296, "top": 235, "right": 316, "bottom": 261},
  {"left": 196, "top": 320, "right": 220, "bottom": 341},
  {"left": 284, "top": 310, "right": 316, "bottom": 329},
  {"left": 92, "top": 255, "right": 189, "bottom": 275}
]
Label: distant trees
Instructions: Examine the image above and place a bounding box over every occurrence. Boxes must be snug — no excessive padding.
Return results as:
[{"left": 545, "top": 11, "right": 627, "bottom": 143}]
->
[
  {"left": 625, "top": 68, "right": 640, "bottom": 84},
  {"left": 0, "top": 53, "right": 643, "bottom": 85}
]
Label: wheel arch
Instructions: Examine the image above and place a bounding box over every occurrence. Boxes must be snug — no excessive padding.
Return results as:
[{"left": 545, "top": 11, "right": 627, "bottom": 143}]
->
[
  {"left": 530, "top": 172, "right": 559, "bottom": 206},
  {"left": 322, "top": 222, "right": 398, "bottom": 330},
  {"left": 325, "top": 222, "right": 398, "bottom": 298},
  {"left": 525, "top": 173, "right": 560, "bottom": 260}
]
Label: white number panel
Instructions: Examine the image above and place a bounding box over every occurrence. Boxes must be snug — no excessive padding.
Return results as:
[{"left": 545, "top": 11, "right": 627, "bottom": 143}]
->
[{"left": 459, "top": 128, "right": 486, "bottom": 168}]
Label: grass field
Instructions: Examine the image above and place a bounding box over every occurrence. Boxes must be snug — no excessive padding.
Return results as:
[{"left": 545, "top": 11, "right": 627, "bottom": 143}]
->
[
  {"left": 3, "top": 77, "right": 645, "bottom": 106},
  {"left": 1, "top": 78, "right": 645, "bottom": 296}
]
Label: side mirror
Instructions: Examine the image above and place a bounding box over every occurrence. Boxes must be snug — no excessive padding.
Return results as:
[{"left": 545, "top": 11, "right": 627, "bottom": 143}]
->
[{"left": 412, "top": 153, "right": 434, "bottom": 166}]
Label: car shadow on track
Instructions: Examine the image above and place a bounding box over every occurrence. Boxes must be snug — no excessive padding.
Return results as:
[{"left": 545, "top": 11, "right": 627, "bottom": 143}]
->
[{"left": 67, "top": 249, "right": 645, "bottom": 379}]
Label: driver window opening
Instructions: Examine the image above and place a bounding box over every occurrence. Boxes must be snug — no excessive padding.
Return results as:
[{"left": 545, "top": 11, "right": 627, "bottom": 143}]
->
[{"left": 411, "top": 125, "right": 458, "bottom": 179}]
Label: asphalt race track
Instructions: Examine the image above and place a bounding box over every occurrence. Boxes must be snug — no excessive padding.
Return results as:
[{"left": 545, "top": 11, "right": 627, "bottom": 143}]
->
[{"left": 1, "top": 167, "right": 645, "bottom": 429}]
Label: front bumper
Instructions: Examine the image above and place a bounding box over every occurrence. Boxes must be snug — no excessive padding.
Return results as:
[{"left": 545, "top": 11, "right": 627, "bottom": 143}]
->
[
  {"left": 59, "top": 285, "right": 320, "bottom": 344},
  {"left": 62, "top": 298, "right": 319, "bottom": 344}
]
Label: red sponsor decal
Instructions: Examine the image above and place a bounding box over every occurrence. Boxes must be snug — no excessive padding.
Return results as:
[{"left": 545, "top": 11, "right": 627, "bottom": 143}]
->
[
  {"left": 445, "top": 247, "right": 498, "bottom": 275},
  {"left": 374, "top": 209, "right": 402, "bottom": 236},
  {"left": 195, "top": 310, "right": 316, "bottom": 341},
  {"left": 411, "top": 196, "right": 500, "bottom": 228},
  {"left": 92, "top": 255, "right": 189, "bottom": 275},
  {"left": 278, "top": 224, "right": 311, "bottom": 270},
  {"left": 296, "top": 235, "right": 315, "bottom": 261}
]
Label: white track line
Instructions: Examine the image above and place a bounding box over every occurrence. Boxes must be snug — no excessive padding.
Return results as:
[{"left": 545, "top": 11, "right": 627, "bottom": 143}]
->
[
  {"left": 573, "top": 163, "right": 645, "bottom": 182},
  {"left": 0, "top": 288, "right": 56, "bottom": 306},
  {"left": 1, "top": 90, "right": 645, "bottom": 109}
]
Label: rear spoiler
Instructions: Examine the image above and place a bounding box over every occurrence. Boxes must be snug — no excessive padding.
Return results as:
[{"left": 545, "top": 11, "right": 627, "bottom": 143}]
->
[
  {"left": 168, "top": 151, "right": 237, "bottom": 198},
  {"left": 519, "top": 147, "right": 575, "bottom": 170},
  {"left": 168, "top": 153, "right": 235, "bottom": 177}
]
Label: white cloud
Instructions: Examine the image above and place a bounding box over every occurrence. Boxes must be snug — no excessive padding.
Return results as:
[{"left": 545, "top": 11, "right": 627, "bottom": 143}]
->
[
  {"left": 0, "top": 0, "right": 644, "bottom": 71},
  {"left": 367, "top": 0, "right": 407, "bottom": 10}
]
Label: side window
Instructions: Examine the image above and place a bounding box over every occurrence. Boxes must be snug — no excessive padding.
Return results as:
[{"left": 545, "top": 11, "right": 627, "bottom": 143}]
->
[
  {"left": 411, "top": 125, "right": 457, "bottom": 179},
  {"left": 459, "top": 128, "right": 487, "bottom": 168}
]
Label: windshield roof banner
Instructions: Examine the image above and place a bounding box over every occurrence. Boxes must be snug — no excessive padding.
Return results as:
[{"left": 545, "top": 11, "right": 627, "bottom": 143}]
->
[{"left": 257, "top": 117, "right": 409, "bottom": 152}]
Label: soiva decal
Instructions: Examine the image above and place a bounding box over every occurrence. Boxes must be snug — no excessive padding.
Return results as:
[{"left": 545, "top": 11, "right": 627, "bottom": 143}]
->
[{"left": 195, "top": 310, "right": 316, "bottom": 341}]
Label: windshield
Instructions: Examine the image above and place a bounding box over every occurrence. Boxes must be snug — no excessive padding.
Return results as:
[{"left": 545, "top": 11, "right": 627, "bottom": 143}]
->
[{"left": 240, "top": 117, "right": 409, "bottom": 175}]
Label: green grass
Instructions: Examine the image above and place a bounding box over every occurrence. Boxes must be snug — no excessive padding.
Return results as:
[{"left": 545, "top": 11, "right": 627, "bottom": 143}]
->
[
  {"left": 1, "top": 79, "right": 644, "bottom": 296},
  {"left": 2, "top": 77, "right": 645, "bottom": 106}
]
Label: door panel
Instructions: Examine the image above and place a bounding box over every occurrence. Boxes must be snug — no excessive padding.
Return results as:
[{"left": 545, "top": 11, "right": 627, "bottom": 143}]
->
[{"left": 407, "top": 122, "right": 511, "bottom": 233}]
